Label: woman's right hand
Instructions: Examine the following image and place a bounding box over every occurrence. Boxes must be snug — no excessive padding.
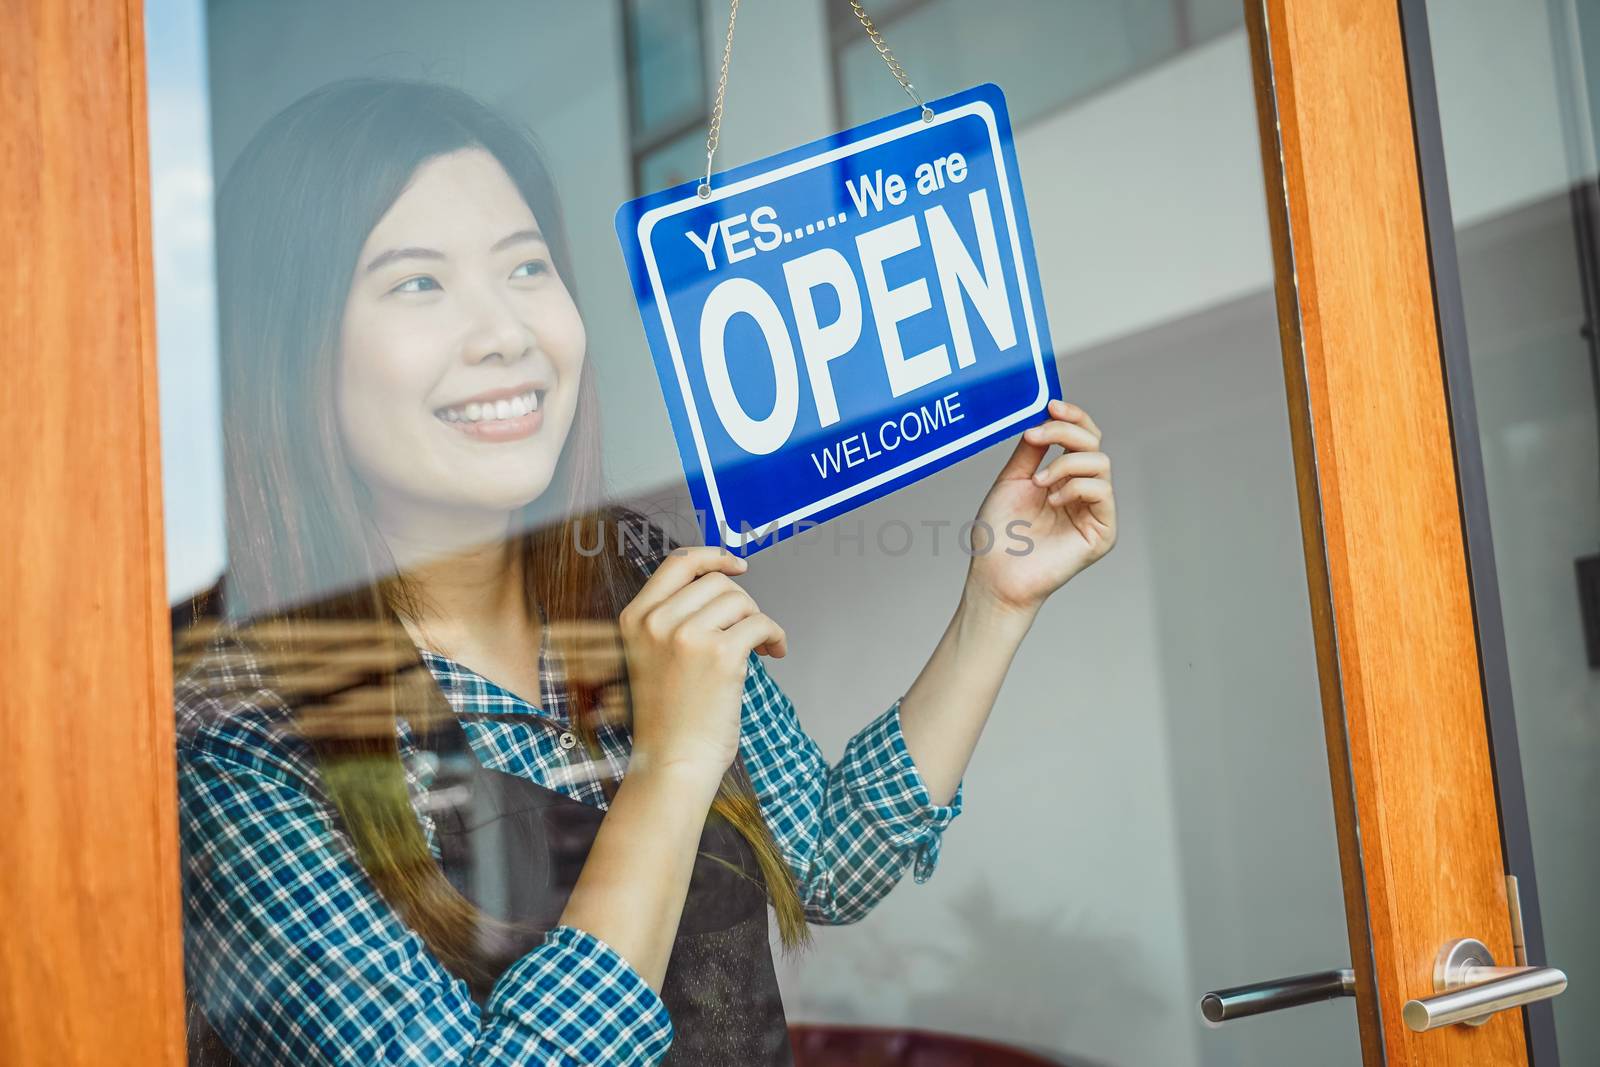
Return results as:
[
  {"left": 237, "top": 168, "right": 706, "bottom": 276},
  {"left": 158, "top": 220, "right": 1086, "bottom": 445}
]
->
[{"left": 619, "top": 546, "right": 787, "bottom": 786}]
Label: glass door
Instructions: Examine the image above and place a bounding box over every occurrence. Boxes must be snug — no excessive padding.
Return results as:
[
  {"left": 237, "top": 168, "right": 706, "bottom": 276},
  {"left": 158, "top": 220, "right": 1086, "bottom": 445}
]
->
[{"left": 143, "top": 3, "right": 1369, "bottom": 1064}]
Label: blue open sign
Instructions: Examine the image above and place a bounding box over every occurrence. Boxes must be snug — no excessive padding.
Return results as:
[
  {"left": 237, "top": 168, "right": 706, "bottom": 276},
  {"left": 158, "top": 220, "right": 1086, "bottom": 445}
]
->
[{"left": 615, "top": 83, "right": 1059, "bottom": 555}]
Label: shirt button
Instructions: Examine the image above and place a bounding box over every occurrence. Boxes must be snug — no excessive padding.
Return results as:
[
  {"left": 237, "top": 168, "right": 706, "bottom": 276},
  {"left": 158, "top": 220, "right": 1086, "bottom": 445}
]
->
[{"left": 558, "top": 730, "right": 577, "bottom": 750}]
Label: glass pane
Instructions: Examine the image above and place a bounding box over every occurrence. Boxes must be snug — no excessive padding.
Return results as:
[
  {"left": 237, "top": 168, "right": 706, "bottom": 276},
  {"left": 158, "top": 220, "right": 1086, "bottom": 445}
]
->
[
  {"left": 637, "top": 125, "right": 704, "bottom": 195},
  {"left": 626, "top": 0, "right": 706, "bottom": 145},
  {"left": 837, "top": 0, "right": 1181, "bottom": 129},
  {"left": 1186, "top": 0, "right": 1246, "bottom": 42},
  {"left": 147, "top": 2, "right": 1363, "bottom": 1063},
  {"left": 1424, "top": 0, "right": 1600, "bottom": 1059}
]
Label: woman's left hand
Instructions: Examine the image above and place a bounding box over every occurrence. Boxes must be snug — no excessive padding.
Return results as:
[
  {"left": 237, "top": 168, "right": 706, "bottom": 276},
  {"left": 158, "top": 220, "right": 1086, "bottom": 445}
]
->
[{"left": 965, "top": 398, "right": 1117, "bottom": 618}]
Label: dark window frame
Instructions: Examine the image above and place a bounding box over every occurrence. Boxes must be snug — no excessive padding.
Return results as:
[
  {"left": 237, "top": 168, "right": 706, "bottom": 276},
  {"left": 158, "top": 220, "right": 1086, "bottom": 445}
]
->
[{"left": 620, "top": 0, "right": 713, "bottom": 196}]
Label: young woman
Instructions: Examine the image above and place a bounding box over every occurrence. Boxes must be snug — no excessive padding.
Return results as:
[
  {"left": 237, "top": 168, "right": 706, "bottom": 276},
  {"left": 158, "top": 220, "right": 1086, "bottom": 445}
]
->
[{"left": 174, "top": 78, "right": 1116, "bottom": 1067}]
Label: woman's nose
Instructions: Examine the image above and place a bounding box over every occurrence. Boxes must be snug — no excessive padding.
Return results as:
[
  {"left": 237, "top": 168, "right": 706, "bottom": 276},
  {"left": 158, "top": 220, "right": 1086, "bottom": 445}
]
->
[{"left": 460, "top": 294, "right": 535, "bottom": 366}]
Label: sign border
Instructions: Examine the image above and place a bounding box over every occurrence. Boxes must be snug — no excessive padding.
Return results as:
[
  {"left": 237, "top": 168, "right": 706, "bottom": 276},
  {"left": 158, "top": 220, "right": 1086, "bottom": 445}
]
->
[{"left": 619, "top": 83, "right": 1055, "bottom": 550}]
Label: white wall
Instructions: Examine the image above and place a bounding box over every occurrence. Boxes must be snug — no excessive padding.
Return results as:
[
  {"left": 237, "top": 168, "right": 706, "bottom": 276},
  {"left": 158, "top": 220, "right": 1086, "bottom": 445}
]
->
[{"left": 1021, "top": 32, "right": 1273, "bottom": 354}]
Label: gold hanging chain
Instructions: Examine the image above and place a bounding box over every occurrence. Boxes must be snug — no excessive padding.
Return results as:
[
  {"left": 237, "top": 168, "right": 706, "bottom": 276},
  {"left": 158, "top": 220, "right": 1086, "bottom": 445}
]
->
[
  {"left": 698, "top": 0, "right": 931, "bottom": 199},
  {"left": 700, "top": 0, "right": 741, "bottom": 198},
  {"left": 848, "top": 0, "right": 933, "bottom": 121}
]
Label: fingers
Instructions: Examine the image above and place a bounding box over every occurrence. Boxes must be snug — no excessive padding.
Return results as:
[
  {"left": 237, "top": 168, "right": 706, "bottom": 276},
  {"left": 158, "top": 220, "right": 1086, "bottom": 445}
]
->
[
  {"left": 1023, "top": 418, "right": 1099, "bottom": 453},
  {"left": 694, "top": 589, "right": 760, "bottom": 632},
  {"left": 1053, "top": 398, "right": 1101, "bottom": 440},
  {"left": 723, "top": 613, "right": 788, "bottom": 660},
  {"left": 1001, "top": 398, "right": 1103, "bottom": 481},
  {"left": 664, "top": 583, "right": 786, "bottom": 658},
  {"left": 623, "top": 549, "right": 787, "bottom": 660},
  {"left": 624, "top": 545, "right": 746, "bottom": 619},
  {"left": 1025, "top": 397, "right": 1115, "bottom": 513},
  {"left": 643, "top": 571, "right": 742, "bottom": 635},
  {"left": 1033, "top": 450, "right": 1110, "bottom": 492},
  {"left": 1027, "top": 399, "right": 1102, "bottom": 444},
  {"left": 1050, "top": 475, "right": 1115, "bottom": 514}
]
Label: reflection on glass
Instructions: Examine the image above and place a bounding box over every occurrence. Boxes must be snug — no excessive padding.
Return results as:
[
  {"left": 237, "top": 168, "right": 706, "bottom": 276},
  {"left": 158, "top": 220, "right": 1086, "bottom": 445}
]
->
[
  {"left": 172, "top": 81, "right": 876, "bottom": 1065},
  {"left": 147, "top": 2, "right": 1361, "bottom": 1065},
  {"left": 1184, "top": 0, "right": 1246, "bottom": 43},
  {"left": 836, "top": 0, "right": 1181, "bottom": 128},
  {"left": 637, "top": 125, "right": 706, "bottom": 195},
  {"left": 625, "top": 0, "right": 707, "bottom": 144}
]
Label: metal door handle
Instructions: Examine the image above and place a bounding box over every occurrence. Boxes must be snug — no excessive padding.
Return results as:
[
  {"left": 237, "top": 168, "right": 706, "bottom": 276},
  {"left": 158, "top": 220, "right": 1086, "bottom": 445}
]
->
[
  {"left": 1402, "top": 938, "right": 1567, "bottom": 1032},
  {"left": 1199, "top": 968, "right": 1356, "bottom": 1024}
]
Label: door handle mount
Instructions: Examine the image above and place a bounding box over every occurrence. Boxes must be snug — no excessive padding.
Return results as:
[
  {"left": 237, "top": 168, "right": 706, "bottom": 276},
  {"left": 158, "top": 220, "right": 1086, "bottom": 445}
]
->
[{"left": 1402, "top": 938, "right": 1567, "bottom": 1032}]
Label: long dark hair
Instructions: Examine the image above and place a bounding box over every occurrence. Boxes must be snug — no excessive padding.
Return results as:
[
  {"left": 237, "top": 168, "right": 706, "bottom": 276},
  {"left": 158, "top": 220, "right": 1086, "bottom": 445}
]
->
[{"left": 205, "top": 78, "right": 807, "bottom": 984}]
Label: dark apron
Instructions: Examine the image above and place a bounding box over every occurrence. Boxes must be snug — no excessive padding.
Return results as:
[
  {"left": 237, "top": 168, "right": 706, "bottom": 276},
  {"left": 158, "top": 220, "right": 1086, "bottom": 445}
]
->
[
  {"left": 187, "top": 709, "right": 794, "bottom": 1066},
  {"left": 424, "top": 709, "right": 794, "bottom": 1066}
]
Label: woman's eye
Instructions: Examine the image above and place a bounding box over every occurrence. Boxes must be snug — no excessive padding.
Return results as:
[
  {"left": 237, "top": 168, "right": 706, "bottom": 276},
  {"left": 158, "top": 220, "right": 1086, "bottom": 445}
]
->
[
  {"left": 511, "top": 259, "right": 550, "bottom": 280},
  {"left": 391, "top": 275, "right": 441, "bottom": 294}
]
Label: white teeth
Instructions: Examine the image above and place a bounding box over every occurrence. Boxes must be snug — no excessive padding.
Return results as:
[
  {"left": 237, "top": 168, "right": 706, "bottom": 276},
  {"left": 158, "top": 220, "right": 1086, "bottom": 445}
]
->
[{"left": 438, "top": 389, "right": 542, "bottom": 424}]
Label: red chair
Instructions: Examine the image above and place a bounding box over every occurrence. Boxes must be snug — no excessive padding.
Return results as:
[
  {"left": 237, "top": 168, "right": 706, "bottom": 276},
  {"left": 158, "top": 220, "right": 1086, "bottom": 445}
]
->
[{"left": 789, "top": 1024, "right": 1067, "bottom": 1067}]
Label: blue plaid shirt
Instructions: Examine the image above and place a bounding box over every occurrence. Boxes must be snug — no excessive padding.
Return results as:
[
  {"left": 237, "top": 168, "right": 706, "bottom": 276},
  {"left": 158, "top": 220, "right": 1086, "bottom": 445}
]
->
[{"left": 176, "top": 526, "right": 964, "bottom": 1066}]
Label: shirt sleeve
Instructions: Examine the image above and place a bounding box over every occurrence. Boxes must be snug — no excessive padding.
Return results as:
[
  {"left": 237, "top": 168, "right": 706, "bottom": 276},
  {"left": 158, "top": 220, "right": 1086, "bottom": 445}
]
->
[
  {"left": 736, "top": 653, "right": 965, "bottom": 925},
  {"left": 178, "top": 741, "right": 674, "bottom": 1066}
]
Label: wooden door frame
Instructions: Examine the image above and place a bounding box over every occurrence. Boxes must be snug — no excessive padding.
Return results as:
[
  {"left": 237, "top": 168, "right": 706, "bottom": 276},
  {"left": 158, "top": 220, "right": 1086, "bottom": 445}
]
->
[
  {"left": 1, "top": 0, "right": 1543, "bottom": 1064},
  {"left": 1, "top": 0, "right": 186, "bottom": 1064},
  {"left": 1247, "top": 0, "right": 1542, "bottom": 1063}
]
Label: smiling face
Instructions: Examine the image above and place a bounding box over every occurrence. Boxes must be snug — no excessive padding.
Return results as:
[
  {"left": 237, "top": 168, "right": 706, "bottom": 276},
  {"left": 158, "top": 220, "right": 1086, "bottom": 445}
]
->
[{"left": 336, "top": 147, "right": 586, "bottom": 542}]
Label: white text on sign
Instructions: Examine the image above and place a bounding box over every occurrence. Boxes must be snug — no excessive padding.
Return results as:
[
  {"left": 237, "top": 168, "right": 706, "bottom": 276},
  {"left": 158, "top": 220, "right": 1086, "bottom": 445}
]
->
[
  {"left": 691, "top": 152, "right": 1018, "bottom": 458},
  {"left": 809, "top": 390, "right": 965, "bottom": 479}
]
